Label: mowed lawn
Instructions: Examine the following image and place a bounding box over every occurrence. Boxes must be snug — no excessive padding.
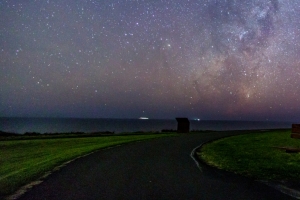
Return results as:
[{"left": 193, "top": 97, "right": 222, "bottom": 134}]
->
[
  {"left": 0, "top": 134, "right": 175, "bottom": 196},
  {"left": 199, "top": 130, "right": 300, "bottom": 180}
]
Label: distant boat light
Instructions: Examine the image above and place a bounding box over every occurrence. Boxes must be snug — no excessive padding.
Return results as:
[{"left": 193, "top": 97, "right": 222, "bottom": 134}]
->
[
  {"left": 193, "top": 118, "right": 200, "bottom": 121},
  {"left": 139, "top": 117, "right": 149, "bottom": 120}
]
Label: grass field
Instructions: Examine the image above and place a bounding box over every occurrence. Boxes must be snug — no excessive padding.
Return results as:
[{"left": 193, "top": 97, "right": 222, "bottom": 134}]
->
[
  {"left": 0, "top": 133, "right": 176, "bottom": 197},
  {"left": 198, "top": 129, "right": 300, "bottom": 181}
]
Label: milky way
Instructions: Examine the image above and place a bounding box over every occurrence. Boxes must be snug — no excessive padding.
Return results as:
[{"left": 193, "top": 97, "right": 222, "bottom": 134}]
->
[{"left": 1, "top": 0, "right": 300, "bottom": 120}]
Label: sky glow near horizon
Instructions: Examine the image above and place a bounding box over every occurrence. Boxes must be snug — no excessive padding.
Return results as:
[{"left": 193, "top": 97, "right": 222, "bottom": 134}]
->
[{"left": 1, "top": 0, "right": 300, "bottom": 121}]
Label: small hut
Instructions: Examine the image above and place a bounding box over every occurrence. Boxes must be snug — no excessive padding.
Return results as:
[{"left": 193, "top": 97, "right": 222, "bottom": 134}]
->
[
  {"left": 176, "top": 118, "right": 190, "bottom": 133},
  {"left": 291, "top": 124, "right": 300, "bottom": 139}
]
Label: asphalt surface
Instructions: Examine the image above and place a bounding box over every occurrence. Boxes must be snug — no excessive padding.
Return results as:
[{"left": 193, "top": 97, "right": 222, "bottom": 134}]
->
[{"left": 17, "top": 132, "right": 295, "bottom": 200}]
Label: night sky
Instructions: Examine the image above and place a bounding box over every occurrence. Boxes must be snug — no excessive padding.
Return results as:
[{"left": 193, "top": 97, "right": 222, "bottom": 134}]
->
[{"left": 1, "top": 0, "right": 300, "bottom": 121}]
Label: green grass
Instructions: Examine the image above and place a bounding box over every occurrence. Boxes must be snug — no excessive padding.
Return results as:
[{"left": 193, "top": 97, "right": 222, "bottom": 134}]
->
[
  {"left": 198, "top": 130, "right": 300, "bottom": 181},
  {"left": 0, "top": 133, "right": 176, "bottom": 196}
]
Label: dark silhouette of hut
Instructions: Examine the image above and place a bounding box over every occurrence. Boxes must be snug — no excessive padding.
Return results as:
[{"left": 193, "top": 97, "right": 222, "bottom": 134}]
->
[
  {"left": 176, "top": 118, "right": 190, "bottom": 133},
  {"left": 291, "top": 124, "right": 300, "bottom": 139}
]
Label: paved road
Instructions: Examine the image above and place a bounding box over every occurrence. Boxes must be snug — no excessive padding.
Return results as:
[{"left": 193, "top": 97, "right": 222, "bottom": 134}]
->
[{"left": 18, "top": 132, "right": 294, "bottom": 200}]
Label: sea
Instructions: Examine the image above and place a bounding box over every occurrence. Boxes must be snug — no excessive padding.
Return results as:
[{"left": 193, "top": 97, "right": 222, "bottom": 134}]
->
[{"left": 0, "top": 117, "right": 293, "bottom": 134}]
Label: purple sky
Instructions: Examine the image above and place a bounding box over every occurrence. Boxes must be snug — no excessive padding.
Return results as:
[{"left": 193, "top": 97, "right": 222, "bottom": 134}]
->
[{"left": 1, "top": 0, "right": 300, "bottom": 121}]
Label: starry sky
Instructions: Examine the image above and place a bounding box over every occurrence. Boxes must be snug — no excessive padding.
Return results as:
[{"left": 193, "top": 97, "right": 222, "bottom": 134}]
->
[{"left": 1, "top": 0, "right": 300, "bottom": 121}]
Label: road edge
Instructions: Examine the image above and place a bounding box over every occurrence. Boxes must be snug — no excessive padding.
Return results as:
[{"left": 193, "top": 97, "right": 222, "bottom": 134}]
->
[
  {"left": 4, "top": 135, "right": 176, "bottom": 200},
  {"left": 190, "top": 140, "right": 300, "bottom": 200}
]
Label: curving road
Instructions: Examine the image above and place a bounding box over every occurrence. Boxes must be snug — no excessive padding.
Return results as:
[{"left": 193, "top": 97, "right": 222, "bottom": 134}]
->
[{"left": 18, "top": 132, "right": 294, "bottom": 200}]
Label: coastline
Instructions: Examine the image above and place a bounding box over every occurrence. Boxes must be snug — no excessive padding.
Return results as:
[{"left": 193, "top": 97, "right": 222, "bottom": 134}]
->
[{"left": 0, "top": 117, "right": 293, "bottom": 134}]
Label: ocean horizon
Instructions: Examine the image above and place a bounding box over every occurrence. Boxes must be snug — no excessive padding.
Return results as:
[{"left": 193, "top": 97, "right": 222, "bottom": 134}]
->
[{"left": 0, "top": 117, "right": 293, "bottom": 134}]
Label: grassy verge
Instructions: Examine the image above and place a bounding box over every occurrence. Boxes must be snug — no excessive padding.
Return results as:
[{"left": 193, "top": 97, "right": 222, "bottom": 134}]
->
[
  {"left": 0, "top": 133, "right": 176, "bottom": 196},
  {"left": 198, "top": 129, "right": 300, "bottom": 181}
]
